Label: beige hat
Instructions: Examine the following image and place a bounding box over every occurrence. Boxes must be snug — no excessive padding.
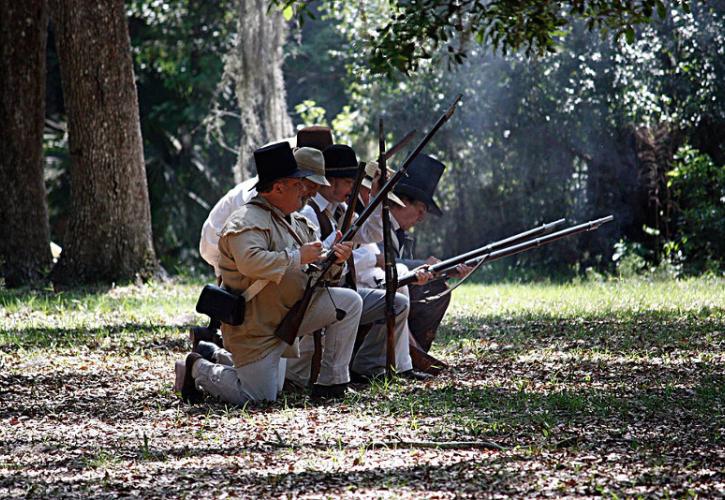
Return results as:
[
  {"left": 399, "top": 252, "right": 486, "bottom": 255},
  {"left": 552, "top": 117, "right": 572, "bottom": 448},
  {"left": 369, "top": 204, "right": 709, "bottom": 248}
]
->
[
  {"left": 294, "top": 147, "right": 331, "bottom": 186},
  {"left": 361, "top": 161, "right": 405, "bottom": 206}
]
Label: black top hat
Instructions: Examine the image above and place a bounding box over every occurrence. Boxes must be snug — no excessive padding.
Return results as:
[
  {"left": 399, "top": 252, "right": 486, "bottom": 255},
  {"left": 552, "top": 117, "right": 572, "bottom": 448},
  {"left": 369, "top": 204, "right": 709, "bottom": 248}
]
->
[
  {"left": 297, "top": 126, "right": 333, "bottom": 151},
  {"left": 393, "top": 154, "right": 445, "bottom": 216},
  {"left": 253, "top": 141, "right": 312, "bottom": 187},
  {"left": 322, "top": 144, "right": 359, "bottom": 177}
]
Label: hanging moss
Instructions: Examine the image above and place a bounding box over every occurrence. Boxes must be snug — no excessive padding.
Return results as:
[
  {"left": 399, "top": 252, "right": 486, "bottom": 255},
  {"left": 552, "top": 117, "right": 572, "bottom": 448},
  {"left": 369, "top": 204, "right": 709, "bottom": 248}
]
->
[{"left": 223, "top": 0, "right": 293, "bottom": 182}]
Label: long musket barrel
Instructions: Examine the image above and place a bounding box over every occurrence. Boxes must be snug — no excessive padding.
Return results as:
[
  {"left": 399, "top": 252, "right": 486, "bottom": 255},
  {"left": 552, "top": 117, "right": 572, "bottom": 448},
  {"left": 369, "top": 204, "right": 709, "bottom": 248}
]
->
[
  {"left": 396, "top": 218, "right": 566, "bottom": 287},
  {"left": 380, "top": 119, "right": 397, "bottom": 375},
  {"left": 397, "top": 215, "right": 613, "bottom": 287}
]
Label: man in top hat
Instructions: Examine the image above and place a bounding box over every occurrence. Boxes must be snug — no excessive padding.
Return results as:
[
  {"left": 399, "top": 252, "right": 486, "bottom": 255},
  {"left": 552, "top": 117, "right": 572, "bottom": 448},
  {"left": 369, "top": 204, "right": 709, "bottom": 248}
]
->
[
  {"left": 199, "top": 126, "right": 333, "bottom": 277},
  {"left": 178, "top": 141, "right": 362, "bottom": 404},
  {"left": 193, "top": 126, "right": 334, "bottom": 347},
  {"left": 388, "top": 154, "right": 472, "bottom": 359},
  {"left": 286, "top": 144, "right": 427, "bottom": 385}
]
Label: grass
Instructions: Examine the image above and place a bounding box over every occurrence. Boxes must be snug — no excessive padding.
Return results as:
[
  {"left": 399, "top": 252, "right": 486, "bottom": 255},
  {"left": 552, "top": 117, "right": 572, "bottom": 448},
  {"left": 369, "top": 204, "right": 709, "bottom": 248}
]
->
[{"left": 1, "top": 277, "right": 723, "bottom": 497}]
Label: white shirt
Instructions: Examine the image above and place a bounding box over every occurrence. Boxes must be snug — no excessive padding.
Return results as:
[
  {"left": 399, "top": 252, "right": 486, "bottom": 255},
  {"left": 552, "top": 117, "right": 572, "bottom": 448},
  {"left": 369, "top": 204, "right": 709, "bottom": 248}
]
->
[
  {"left": 300, "top": 193, "right": 383, "bottom": 281},
  {"left": 299, "top": 192, "right": 384, "bottom": 247},
  {"left": 355, "top": 213, "right": 403, "bottom": 287},
  {"left": 199, "top": 176, "right": 258, "bottom": 275}
]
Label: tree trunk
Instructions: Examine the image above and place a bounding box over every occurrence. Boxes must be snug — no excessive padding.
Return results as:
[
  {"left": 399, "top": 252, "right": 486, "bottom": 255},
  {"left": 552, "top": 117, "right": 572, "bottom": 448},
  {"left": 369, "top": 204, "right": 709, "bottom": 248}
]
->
[
  {"left": 227, "top": 0, "right": 293, "bottom": 182},
  {"left": 0, "top": 0, "right": 52, "bottom": 287},
  {"left": 49, "top": 0, "right": 159, "bottom": 285}
]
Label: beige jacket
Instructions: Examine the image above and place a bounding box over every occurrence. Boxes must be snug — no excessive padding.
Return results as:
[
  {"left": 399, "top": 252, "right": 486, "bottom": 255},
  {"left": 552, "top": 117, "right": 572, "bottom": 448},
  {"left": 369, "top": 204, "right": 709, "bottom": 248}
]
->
[{"left": 217, "top": 195, "right": 339, "bottom": 367}]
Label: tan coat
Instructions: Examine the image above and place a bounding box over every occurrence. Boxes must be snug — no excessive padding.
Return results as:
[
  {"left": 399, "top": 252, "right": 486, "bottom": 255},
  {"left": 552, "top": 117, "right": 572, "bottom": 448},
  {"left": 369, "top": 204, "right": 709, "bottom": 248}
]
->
[{"left": 217, "top": 195, "right": 339, "bottom": 367}]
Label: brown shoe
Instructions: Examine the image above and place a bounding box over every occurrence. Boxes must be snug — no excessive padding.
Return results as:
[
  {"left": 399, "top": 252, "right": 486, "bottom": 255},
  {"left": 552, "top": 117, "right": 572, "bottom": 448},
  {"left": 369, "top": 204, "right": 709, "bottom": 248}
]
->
[{"left": 181, "top": 352, "right": 204, "bottom": 404}]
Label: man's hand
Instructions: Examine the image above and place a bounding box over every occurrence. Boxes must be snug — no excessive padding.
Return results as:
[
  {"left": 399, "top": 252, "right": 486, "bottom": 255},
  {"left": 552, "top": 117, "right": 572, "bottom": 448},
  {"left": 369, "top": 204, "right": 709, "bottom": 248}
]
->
[
  {"left": 332, "top": 241, "right": 354, "bottom": 264},
  {"left": 300, "top": 241, "right": 324, "bottom": 265},
  {"left": 449, "top": 263, "right": 474, "bottom": 279},
  {"left": 413, "top": 265, "right": 434, "bottom": 285}
]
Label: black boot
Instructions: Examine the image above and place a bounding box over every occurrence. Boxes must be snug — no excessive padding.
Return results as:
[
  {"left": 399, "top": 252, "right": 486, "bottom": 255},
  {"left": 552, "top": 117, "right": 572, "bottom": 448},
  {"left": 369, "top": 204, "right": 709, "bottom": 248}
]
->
[
  {"left": 193, "top": 340, "right": 221, "bottom": 363},
  {"left": 311, "top": 383, "right": 348, "bottom": 400},
  {"left": 190, "top": 326, "right": 224, "bottom": 349},
  {"left": 181, "top": 352, "right": 204, "bottom": 404}
]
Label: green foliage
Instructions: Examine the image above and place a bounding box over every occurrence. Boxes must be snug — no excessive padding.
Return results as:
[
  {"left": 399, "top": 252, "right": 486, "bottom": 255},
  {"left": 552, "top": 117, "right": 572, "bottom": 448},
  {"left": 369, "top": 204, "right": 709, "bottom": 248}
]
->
[
  {"left": 273, "top": 0, "right": 692, "bottom": 76},
  {"left": 284, "top": 1, "right": 723, "bottom": 278},
  {"left": 612, "top": 239, "right": 649, "bottom": 278},
  {"left": 667, "top": 145, "right": 725, "bottom": 273},
  {"left": 127, "top": 0, "right": 239, "bottom": 271}
]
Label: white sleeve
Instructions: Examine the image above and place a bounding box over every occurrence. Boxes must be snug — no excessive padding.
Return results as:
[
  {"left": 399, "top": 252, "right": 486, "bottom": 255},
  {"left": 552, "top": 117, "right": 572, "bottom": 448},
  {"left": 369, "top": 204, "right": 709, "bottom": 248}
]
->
[
  {"left": 198, "top": 178, "right": 257, "bottom": 272},
  {"left": 353, "top": 243, "right": 378, "bottom": 270},
  {"left": 351, "top": 204, "right": 384, "bottom": 244}
]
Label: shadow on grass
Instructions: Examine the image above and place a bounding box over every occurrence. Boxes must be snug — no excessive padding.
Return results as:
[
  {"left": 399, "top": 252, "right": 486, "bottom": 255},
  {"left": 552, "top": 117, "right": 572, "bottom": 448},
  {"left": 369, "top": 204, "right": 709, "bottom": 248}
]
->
[
  {"left": 0, "top": 284, "right": 115, "bottom": 307},
  {"left": 0, "top": 323, "right": 191, "bottom": 352},
  {"left": 437, "top": 308, "right": 725, "bottom": 353},
  {"left": 3, "top": 396, "right": 722, "bottom": 498},
  {"left": 0, "top": 457, "right": 539, "bottom": 497}
]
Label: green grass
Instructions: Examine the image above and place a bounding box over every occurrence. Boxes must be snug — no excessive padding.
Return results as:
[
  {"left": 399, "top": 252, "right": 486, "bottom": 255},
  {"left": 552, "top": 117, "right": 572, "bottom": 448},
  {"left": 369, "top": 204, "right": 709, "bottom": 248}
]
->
[{"left": 1, "top": 276, "right": 723, "bottom": 497}]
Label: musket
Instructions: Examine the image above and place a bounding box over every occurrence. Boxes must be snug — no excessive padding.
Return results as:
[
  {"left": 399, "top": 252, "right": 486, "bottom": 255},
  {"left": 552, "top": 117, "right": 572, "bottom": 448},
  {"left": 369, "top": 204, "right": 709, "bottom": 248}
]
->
[
  {"left": 379, "top": 118, "right": 397, "bottom": 376},
  {"left": 340, "top": 162, "right": 368, "bottom": 237},
  {"left": 396, "top": 215, "right": 613, "bottom": 288},
  {"left": 274, "top": 94, "right": 462, "bottom": 345},
  {"left": 383, "top": 129, "right": 416, "bottom": 160}
]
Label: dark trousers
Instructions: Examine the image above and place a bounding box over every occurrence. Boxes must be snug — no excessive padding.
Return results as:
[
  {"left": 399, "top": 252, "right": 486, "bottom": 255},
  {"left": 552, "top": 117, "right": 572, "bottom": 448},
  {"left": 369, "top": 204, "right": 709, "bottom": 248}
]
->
[{"left": 408, "top": 279, "right": 451, "bottom": 352}]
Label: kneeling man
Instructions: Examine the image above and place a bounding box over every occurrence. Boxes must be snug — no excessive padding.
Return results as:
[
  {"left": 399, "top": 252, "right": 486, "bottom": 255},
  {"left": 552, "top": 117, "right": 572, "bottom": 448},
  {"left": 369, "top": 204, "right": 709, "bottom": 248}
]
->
[{"left": 179, "top": 142, "right": 362, "bottom": 404}]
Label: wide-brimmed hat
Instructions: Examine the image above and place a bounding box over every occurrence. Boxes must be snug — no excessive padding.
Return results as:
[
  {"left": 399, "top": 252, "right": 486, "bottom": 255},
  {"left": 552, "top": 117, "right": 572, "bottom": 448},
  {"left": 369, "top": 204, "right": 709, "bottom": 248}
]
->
[
  {"left": 293, "top": 147, "right": 330, "bottom": 186},
  {"left": 296, "top": 126, "right": 334, "bottom": 151},
  {"left": 253, "top": 141, "right": 314, "bottom": 187},
  {"left": 393, "top": 154, "right": 445, "bottom": 216},
  {"left": 323, "top": 144, "right": 359, "bottom": 178},
  {"left": 361, "top": 161, "right": 405, "bottom": 207}
]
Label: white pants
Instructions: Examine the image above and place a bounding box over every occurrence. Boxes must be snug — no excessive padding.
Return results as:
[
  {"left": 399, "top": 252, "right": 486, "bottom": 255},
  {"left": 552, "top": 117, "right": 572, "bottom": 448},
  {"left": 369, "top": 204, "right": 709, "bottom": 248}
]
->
[
  {"left": 286, "top": 287, "right": 412, "bottom": 386},
  {"left": 192, "top": 286, "right": 362, "bottom": 405}
]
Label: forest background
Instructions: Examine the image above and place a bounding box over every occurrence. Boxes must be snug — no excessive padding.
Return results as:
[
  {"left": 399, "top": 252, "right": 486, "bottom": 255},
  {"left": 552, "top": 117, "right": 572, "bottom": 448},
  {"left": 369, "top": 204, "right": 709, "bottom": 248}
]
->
[{"left": 7, "top": 0, "right": 725, "bottom": 286}]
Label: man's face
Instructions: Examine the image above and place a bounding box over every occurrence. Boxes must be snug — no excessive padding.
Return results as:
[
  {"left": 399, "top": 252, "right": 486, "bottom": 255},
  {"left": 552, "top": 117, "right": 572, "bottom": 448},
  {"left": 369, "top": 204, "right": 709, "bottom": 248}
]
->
[
  {"left": 391, "top": 199, "right": 428, "bottom": 230},
  {"left": 276, "top": 178, "right": 307, "bottom": 213},
  {"left": 300, "top": 179, "right": 320, "bottom": 206},
  {"left": 321, "top": 177, "right": 355, "bottom": 204}
]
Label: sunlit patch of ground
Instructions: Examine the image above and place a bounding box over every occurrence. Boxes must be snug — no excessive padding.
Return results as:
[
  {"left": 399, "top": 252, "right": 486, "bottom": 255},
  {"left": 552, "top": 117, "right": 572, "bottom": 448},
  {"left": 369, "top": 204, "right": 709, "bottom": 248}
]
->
[{"left": 1, "top": 278, "right": 723, "bottom": 497}]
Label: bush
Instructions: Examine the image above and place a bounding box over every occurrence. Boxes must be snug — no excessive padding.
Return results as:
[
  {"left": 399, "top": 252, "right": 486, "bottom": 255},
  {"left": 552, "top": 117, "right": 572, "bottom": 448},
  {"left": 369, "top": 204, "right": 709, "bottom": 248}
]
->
[{"left": 667, "top": 146, "right": 725, "bottom": 274}]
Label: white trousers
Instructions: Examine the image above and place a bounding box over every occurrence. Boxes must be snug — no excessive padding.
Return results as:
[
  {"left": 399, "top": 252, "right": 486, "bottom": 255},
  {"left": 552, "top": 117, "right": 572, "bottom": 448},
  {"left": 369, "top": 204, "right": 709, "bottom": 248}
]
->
[
  {"left": 192, "top": 287, "right": 362, "bottom": 405},
  {"left": 286, "top": 287, "right": 412, "bottom": 387}
]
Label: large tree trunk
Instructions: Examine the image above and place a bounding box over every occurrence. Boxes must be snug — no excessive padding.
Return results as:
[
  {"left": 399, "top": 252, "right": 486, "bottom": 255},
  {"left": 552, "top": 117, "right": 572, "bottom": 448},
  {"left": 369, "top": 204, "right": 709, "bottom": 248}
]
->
[
  {"left": 49, "top": 0, "right": 159, "bottom": 285},
  {"left": 0, "top": 0, "right": 52, "bottom": 287},
  {"left": 227, "top": 0, "right": 293, "bottom": 182}
]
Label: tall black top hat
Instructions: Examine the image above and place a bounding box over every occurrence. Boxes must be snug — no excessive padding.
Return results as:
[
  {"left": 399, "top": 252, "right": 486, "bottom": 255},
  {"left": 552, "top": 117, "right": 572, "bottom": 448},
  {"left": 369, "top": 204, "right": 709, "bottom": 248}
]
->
[
  {"left": 322, "top": 144, "right": 359, "bottom": 178},
  {"left": 297, "top": 126, "right": 333, "bottom": 151},
  {"left": 393, "top": 154, "right": 445, "bottom": 216},
  {"left": 253, "top": 141, "right": 313, "bottom": 187}
]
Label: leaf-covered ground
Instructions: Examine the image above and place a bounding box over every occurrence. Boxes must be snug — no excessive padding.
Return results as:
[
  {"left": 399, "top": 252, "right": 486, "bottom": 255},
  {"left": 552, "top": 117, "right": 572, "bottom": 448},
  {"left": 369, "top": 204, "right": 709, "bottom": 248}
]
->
[{"left": 1, "top": 278, "right": 723, "bottom": 497}]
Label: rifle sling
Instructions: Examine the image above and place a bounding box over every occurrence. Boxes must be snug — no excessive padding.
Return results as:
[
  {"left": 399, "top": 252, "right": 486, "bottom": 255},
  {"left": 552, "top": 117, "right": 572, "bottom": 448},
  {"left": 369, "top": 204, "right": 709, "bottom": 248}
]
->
[{"left": 247, "top": 200, "right": 306, "bottom": 247}]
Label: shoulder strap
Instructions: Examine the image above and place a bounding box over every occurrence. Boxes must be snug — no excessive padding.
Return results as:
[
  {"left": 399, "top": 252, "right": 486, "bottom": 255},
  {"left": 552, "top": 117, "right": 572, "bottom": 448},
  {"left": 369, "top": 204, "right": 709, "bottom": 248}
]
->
[
  {"left": 308, "top": 199, "right": 334, "bottom": 241},
  {"left": 247, "top": 200, "right": 306, "bottom": 246}
]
